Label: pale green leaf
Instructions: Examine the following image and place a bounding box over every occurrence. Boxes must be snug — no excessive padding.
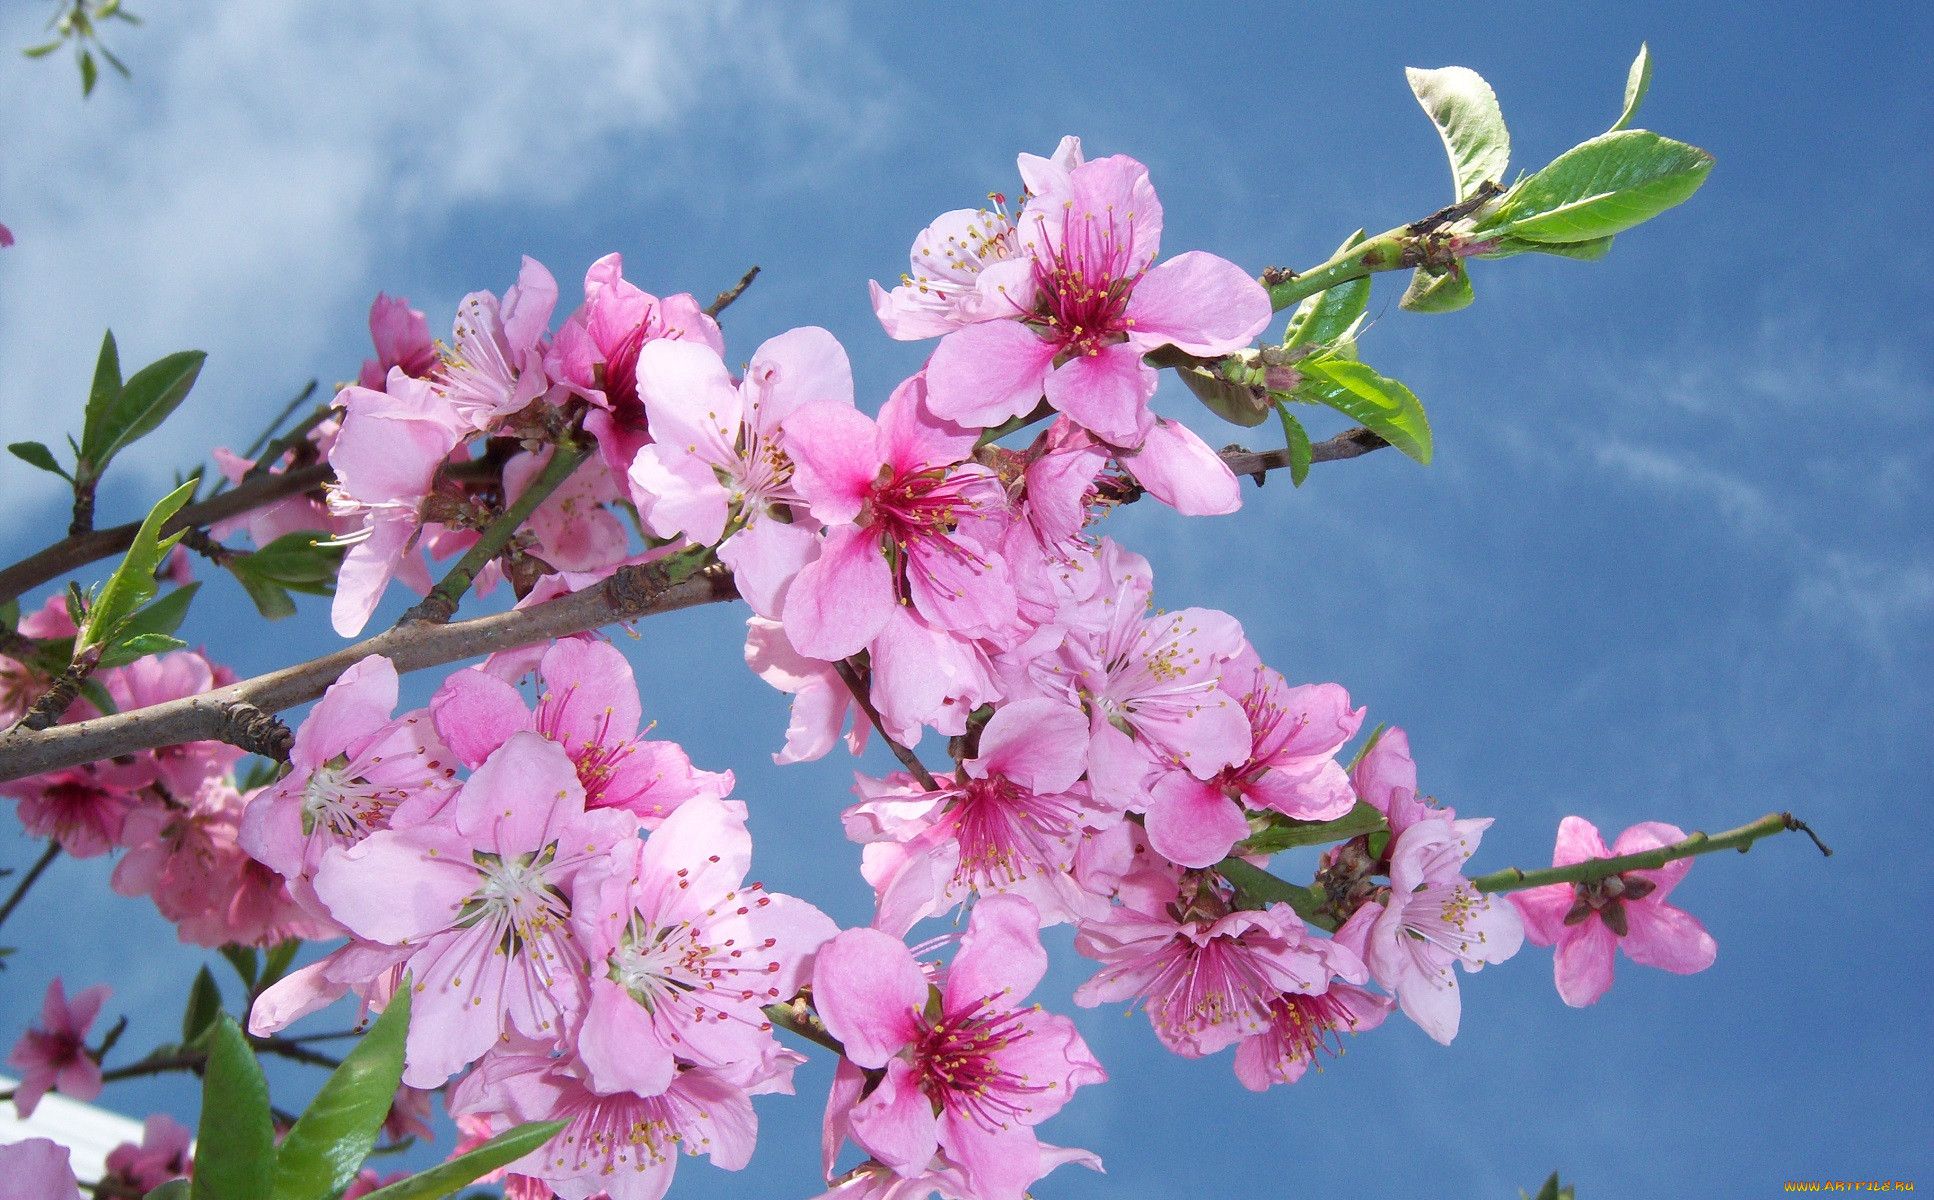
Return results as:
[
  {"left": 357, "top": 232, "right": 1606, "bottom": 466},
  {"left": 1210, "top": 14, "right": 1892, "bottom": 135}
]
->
[
  {"left": 1610, "top": 43, "right": 1652, "bottom": 132},
  {"left": 1284, "top": 230, "right": 1370, "bottom": 348},
  {"left": 8, "top": 441, "right": 71, "bottom": 481},
  {"left": 1297, "top": 358, "right": 1433, "bottom": 465},
  {"left": 1400, "top": 264, "right": 1475, "bottom": 313},
  {"left": 359, "top": 1121, "right": 567, "bottom": 1200},
  {"left": 94, "top": 350, "right": 206, "bottom": 469},
  {"left": 1500, "top": 130, "right": 1712, "bottom": 243},
  {"left": 1406, "top": 65, "right": 1510, "bottom": 201},
  {"left": 78, "top": 479, "right": 195, "bottom": 653},
  {"left": 1272, "top": 403, "right": 1312, "bottom": 487}
]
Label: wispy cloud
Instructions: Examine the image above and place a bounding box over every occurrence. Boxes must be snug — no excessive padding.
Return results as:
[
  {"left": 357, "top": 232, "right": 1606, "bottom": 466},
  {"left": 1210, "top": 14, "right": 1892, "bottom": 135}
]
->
[{"left": 0, "top": 1, "right": 889, "bottom": 498}]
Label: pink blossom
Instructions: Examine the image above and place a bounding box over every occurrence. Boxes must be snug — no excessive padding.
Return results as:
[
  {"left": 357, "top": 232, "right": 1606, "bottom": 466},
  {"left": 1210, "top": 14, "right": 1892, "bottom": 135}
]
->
[
  {"left": 341, "top": 1169, "right": 409, "bottom": 1198},
  {"left": 434, "top": 256, "right": 559, "bottom": 434},
  {"left": 101, "top": 1113, "right": 194, "bottom": 1192},
  {"left": 781, "top": 373, "right": 1016, "bottom": 660},
  {"left": 815, "top": 1144, "right": 1100, "bottom": 1200},
  {"left": 0, "top": 1138, "right": 81, "bottom": 1200},
  {"left": 208, "top": 442, "right": 345, "bottom": 549},
  {"left": 1141, "top": 656, "right": 1362, "bottom": 869},
  {"left": 452, "top": 1052, "right": 761, "bottom": 1200},
  {"left": 1509, "top": 817, "right": 1718, "bottom": 1007},
  {"left": 742, "top": 617, "right": 867, "bottom": 765},
  {"left": 325, "top": 371, "right": 468, "bottom": 636},
  {"left": 1365, "top": 815, "right": 1523, "bottom": 1044},
  {"left": 7, "top": 978, "right": 109, "bottom": 1117},
  {"left": 239, "top": 654, "right": 456, "bottom": 923},
  {"left": 845, "top": 697, "right": 1104, "bottom": 934},
  {"left": 629, "top": 327, "right": 851, "bottom": 619},
  {"left": 1113, "top": 415, "right": 1242, "bottom": 515},
  {"left": 1231, "top": 905, "right": 1394, "bottom": 1090},
  {"left": 312, "top": 731, "right": 636, "bottom": 1086},
  {"left": 501, "top": 445, "right": 630, "bottom": 575},
  {"left": 430, "top": 638, "right": 730, "bottom": 826},
  {"left": 0, "top": 224, "right": 13, "bottom": 248},
  {"left": 814, "top": 895, "right": 1105, "bottom": 1200},
  {"left": 103, "top": 650, "right": 242, "bottom": 798},
  {"left": 925, "top": 150, "right": 1270, "bottom": 447},
  {"left": 865, "top": 606, "right": 1004, "bottom": 747},
  {"left": 573, "top": 794, "right": 836, "bottom": 1096},
  {"left": 1074, "top": 881, "right": 1362, "bottom": 1060},
  {"left": 358, "top": 293, "right": 438, "bottom": 392},
  {"left": 2, "top": 765, "right": 139, "bottom": 858},
  {"left": 546, "top": 252, "right": 724, "bottom": 478}
]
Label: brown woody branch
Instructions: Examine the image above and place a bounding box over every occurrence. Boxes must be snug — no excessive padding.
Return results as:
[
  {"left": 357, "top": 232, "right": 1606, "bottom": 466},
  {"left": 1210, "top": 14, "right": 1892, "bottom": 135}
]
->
[{"left": 0, "top": 561, "right": 739, "bottom": 783}]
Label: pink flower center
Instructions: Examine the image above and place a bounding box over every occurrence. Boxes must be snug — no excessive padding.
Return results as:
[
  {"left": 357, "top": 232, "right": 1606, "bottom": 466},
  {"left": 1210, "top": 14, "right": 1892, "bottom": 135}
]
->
[
  {"left": 599, "top": 318, "right": 653, "bottom": 431},
  {"left": 1563, "top": 871, "right": 1657, "bottom": 938},
  {"left": 1027, "top": 206, "right": 1145, "bottom": 358},
  {"left": 606, "top": 891, "right": 784, "bottom": 1022},
  {"left": 913, "top": 996, "right": 1048, "bottom": 1130},
  {"left": 1257, "top": 991, "right": 1359, "bottom": 1070},
  {"left": 859, "top": 466, "right": 996, "bottom": 603},
  {"left": 946, "top": 774, "right": 1081, "bottom": 889}
]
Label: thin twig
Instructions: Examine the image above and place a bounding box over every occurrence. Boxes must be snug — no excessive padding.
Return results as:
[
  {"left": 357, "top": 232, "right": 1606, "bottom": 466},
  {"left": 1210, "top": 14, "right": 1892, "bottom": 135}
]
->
[
  {"left": 241, "top": 381, "right": 320, "bottom": 463},
  {"left": 833, "top": 658, "right": 939, "bottom": 790},
  {"left": 703, "top": 266, "right": 761, "bottom": 319},
  {"left": 0, "top": 841, "right": 60, "bottom": 932},
  {"left": 1468, "top": 811, "right": 1831, "bottom": 894},
  {"left": 0, "top": 463, "right": 333, "bottom": 607}
]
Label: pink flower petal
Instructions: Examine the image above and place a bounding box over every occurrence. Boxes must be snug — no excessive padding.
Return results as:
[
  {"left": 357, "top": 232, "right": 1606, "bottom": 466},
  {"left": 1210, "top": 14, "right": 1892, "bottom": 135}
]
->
[
  {"left": 812, "top": 929, "right": 926, "bottom": 1069},
  {"left": 1144, "top": 770, "right": 1253, "bottom": 868},
  {"left": 848, "top": 1058, "right": 940, "bottom": 1176},
  {"left": 926, "top": 320, "right": 1058, "bottom": 427},
  {"left": 1044, "top": 342, "right": 1156, "bottom": 447},
  {"left": 1118, "top": 418, "right": 1240, "bottom": 515},
  {"left": 1621, "top": 901, "right": 1717, "bottom": 975},
  {"left": 945, "top": 894, "right": 1046, "bottom": 1012},
  {"left": 1124, "top": 250, "right": 1271, "bottom": 356},
  {"left": 781, "top": 525, "right": 893, "bottom": 662},
  {"left": 1553, "top": 916, "right": 1620, "bottom": 1007}
]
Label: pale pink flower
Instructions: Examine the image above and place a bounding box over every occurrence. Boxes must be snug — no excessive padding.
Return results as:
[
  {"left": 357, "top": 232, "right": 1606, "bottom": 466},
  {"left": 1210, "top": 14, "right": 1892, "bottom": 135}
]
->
[
  {"left": 814, "top": 1144, "right": 1100, "bottom": 1200},
  {"left": 434, "top": 256, "right": 559, "bottom": 434},
  {"left": 208, "top": 442, "right": 345, "bottom": 549},
  {"left": 430, "top": 638, "right": 730, "bottom": 826},
  {"left": 546, "top": 252, "right": 723, "bottom": 478},
  {"left": 452, "top": 1052, "right": 761, "bottom": 1200},
  {"left": 1509, "top": 817, "right": 1718, "bottom": 1007},
  {"left": 358, "top": 293, "right": 438, "bottom": 391},
  {"left": 7, "top": 978, "right": 109, "bottom": 1117},
  {"left": 312, "top": 731, "right": 636, "bottom": 1086},
  {"left": 742, "top": 617, "right": 867, "bottom": 765},
  {"left": 0, "top": 1138, "right": 81, "bottom": 1200},
  {"left": 573, "top": 795, "right": 836, "bottom": 1096},
  {"left": 814, "top": 896, "right": 1105, "bottom": 1200},
  {"left": 781, "top": 373, "right": 1015, "bottom": 661},
  {"left": 926, "top": 151, "right": 1270, "bottom": 446},
  {"left": 239, "top": 654, "right": 456, "bottom": 923},
  {"left": 501, "top": 445, "right": 630, "bottom": 575},
  {"left": 101, "top": 1113, "right": 194, "bottom": 1192},
  {"left": 382, "top": 1084, "right": 436, "bottom": 1144},
  {"left": 865, "top": 606, "right": 1005, "bottom": 747},
  {"left": 325, "top": 371, "right": 468, "bottom": 636},
  {"left": 1365, "top": 815, "right": 1523, "bottom": 1044},
  {"left": 628, "top": 327, "right": 851, "bottom": 619}
]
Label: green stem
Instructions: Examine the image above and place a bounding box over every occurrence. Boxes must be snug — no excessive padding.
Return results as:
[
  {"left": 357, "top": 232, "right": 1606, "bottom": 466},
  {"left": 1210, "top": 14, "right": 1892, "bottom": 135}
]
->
[
  {"left": 763, "top": 997, "right": 845, "bottom": 1056},
  {"left": 1216, "top": 858, "right": 1331, "bottom": 927},
  {"left": 0, "top": 840, "right": 60, "bottom": 931},
  {"left": 397, "top": 437, "right": 591, "bottom": 625},
  {"left": 1470, "top": 811, "right": 1830, "bottom": 894},
  {"left": 1265, "top": 227, "right": 1409, "bottom": 312}
]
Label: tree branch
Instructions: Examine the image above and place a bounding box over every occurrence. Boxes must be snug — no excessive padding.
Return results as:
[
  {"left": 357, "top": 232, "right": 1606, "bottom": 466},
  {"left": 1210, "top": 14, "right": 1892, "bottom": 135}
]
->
[
  {"left": 0, "top": 840, "right": 61, "bottom": 932},
  {"left": 834, "top": 658, "right": 939, "bottom": 790},
  {"left": 704, "top": 266, "right": 761, "bottom": 319},
  {"left": 0, "top": 561, "right": 740, "bottom": 782},
  {"left": 0, "top": 463, "right": 334, "bottom": 607},
  {"left": 1469, "top": 811, "right": 1831, "bottom": 894}
]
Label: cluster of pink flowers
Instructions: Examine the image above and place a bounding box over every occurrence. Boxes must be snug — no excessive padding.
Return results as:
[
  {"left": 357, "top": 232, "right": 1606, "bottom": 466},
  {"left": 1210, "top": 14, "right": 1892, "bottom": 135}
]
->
[
  {"left": 0, "top": 132, "right": 1727, "bottom": 1200},
  {"left": 1, "top": 599, "right": 328, "bottom": 950}
]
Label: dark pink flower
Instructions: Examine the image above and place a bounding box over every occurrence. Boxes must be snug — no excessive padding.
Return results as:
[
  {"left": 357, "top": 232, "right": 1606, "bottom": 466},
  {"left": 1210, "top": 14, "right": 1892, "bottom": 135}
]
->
[
  {"left": 781, "top": 373, "right": 1015, "bottom": 661},
  {"left": 814, "top": 895, "right": 1105, "bottom": 1200},
  {"left": 1509, "top": 817, "right": 1718, "bottom": 1007},
  {"left": 7, "top": 978, "right": 109, "bottom": 1117},
  {"left": 358, "top": 293, "right": 438, "bottom": 392},
  {"left": 3, "top": 765, "right": 140, "bottom": 858},
  {"left": 102, "top": 1113, "right": 194, "bottom": 1192}
]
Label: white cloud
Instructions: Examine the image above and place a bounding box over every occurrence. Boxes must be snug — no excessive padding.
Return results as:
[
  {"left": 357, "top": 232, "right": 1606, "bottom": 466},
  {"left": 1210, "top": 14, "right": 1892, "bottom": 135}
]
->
[{"left": 0, "top": 0, "right": 888, "bottom": 500}]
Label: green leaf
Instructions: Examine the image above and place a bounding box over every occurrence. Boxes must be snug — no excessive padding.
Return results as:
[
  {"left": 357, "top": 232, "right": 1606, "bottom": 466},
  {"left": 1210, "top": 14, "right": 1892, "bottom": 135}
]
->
[
  {"left": 189, "top": 1017, "right": 275, "bottom": 1200},
  {"left": 1476, "top": 234, "right": 1615, "bottom": 262},
  {"left": 261, "top": 938, "right": 301, "bottom": 990},
  {"left": 230, "top": 567, "right": 299, "bottom": 621},
  {"left": 8, "top": 441, "right": 72, "bottom": 481},
  {"left": 78, "top": 480, "right": 195, "bottom": 653},
  {"left": 1235, "top": 801, "right": 1388, "bottom": 856},
  {"left": 1178, "top": 363, "right": 1271, "bottom": 427},
  {"left": 119, "top": 581, "right": 200, "bottom": 642},
  {"left": 93, "top": 350, "right": 207, "bottom": 469},
  {"left": 1610, "top": 42, "right": 1652, "bottom": 132},
  {"left": 220, "top": 946, "right": 260, "bottom": 991},
  {"left": 181, "top": 965, "right": 222, "bottom": 1044},
  {"left": 359, "top": 1121, "right": 567, "bottom": 1200},
  {"left": 273, "top": 987, "right": 411, "bottom": 1200},
  {"left": 22, "top": 40, "right": 65, "bottom": 58},
  {"left": 238, "top": 531, "right": 342, "bottom": 587},
  {"left": 1406, "top": 65, "right": 1510, "bottom": 201},
  {"left": 82, "top": 330, "right": 123, "bottom": 463},
  {"left": 1297, "top": 357, "right": 1433, "bottom": 465},
  {"left": 145, "top": 1182, "right": 191, "bottom": 1200},
  {"left": 1272, "top": 403, "right": 1312, "bottom": 487},
  {"left": 97, "top": 631, "right": 184, "bottom": 666},
  {"left": 1499, "top": 130, "right": 1713, "bottom": 244},
  {"left": 1284, "top": 231, "right": 1370, "bottom": 348},
  {"left": 1400, "top": 263, "right": 1475, "bottom": 313},
  {"left": 79, "top": 48, "right": 98, "bottom": 96}
]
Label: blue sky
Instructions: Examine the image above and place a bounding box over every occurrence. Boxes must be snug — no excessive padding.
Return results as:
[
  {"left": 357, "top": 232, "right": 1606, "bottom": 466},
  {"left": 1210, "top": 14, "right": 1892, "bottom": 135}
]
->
[{"left": 1, "top": 1, "right": 1928, "bottom": 1196}]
